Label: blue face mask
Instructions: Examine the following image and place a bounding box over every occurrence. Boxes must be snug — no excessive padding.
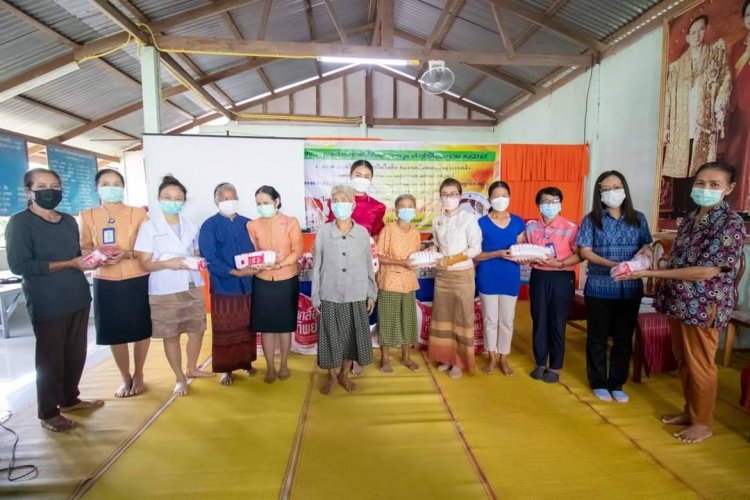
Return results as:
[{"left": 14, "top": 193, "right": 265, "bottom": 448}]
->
[
  {"left": 331, "top": 202, "right": 353, "bottom": 220},
  {"left": 690, "top": 188, "right": 723, "bottom": 207},
  {"left": 540, "top": 202, "right": 561, "bottom": 219},
  {"left": 257, "top": 204, "right": 276, "bottom": 218},
  {"left": 98, "top": 186, "right": 124, "bottom": 203},
  {"left": 398, "top": 208, "right": 416, "bottom": 222},
  {"left": 160, "top": 200, "right": 184, "bottom": 215}
]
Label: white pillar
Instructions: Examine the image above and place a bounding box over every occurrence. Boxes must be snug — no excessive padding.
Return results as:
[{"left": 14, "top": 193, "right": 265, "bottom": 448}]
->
[{"left": 140, "top": 46, "right": 162, "bottom": 134}]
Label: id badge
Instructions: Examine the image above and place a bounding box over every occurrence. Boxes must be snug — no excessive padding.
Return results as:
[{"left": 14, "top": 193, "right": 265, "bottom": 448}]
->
[
  {"left": 545, "top": 242, "right": 557, "bottom": 258},
  {"left": 102, "top": 227, "right": 116, "bottom": 245}
]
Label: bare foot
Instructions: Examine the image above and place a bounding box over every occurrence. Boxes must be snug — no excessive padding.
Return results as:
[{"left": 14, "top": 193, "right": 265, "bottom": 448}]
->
[
  {"left": 278, "top": 366, "right": 291, "bottom": 380},
  {"left": 40, "top": 415, "right": 79, "bottom": 432},
  {"left": 674, "top": 425, "right": 712, "bottom": 443},
  {"left": 351, "top": 362, "right": 364, "bottom": 377},
  {"left": 264, "top": 371, "right": 277, "bottom": 384},
  {"left": 483, "top": 360, "right": 497, "bottom": 375},
  {"left": 220, "top": 373, "right": 233, "bottom": 386},
  {"left": 337, "top": 373, "right": 357, "bottom": 393},
  {"left": 320, "top": 374, "right": 335, "bottom": 395},
  {"left": 115, "top": 378, "right": 132, "bottom": 398},
  {"left": 130, "top": 375, "right": 146, "bottom": 396},
  {"left": 400, "top": 357, "right": 419, "bottom": 371},
  {"left": 60, "top": 400, "right": 105, "bottom": 412},
  {"left": 173, "top": 381, "right": 188, "bottom": 396},
  {"left": 499, "top": 357, "right": 514, "bottom": 376},
  {"left": 380, "top": 360, "right": 393, "bottom": 374},
  {"left": 186, "top": 369, "right": 214, "bottom": 378},
  {"left": 246, "top": 366, "right": 258, "bottom": 377},
  {"left": 660, "top": 413, "right": 691, "bottom": 425}
]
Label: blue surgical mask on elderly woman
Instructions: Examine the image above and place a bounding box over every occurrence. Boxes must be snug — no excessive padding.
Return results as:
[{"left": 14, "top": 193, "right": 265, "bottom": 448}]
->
[
  {"left": 331, "top": 202, "right": 353, "bottom": 220},
  {"left": 398, "top": 208, "right": 416, "bottom": 222},
  {"left": 690, "top": 188, "right": 724, "bottom": 207}
]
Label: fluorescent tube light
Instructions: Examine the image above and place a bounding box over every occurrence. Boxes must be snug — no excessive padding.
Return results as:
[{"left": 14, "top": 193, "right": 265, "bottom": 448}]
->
[
  {"left": 318, "top": 56, "right": 415, "bottom": 66},
  {"left": 0, "top": 62, "right": 80, "bottom": 103}
]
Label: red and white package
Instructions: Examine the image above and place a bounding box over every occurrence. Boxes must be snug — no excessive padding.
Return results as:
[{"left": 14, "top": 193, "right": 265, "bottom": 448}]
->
[
  {"left": 234, "top": 250, "right": 277, "bottom": 270},
  {"left": 159, "top": 253, "right": 206, "bottom": 271},
  {"left": 408, "top": 251, "right": 444, "bottom": 268},
  {"left": 370, "top": 237, "right": 379, "bottom": 273},
  {"left": 82, "top": 245, "right": 120, "bottom": 266},
  {"left": 610, "top": 254, "right": 651, "bottom": 278}
]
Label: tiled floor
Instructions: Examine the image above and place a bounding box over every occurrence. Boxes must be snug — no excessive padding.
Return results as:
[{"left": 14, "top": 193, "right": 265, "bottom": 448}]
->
[{"left": 0, "top": 300, "right": 108, "bottom": 414}]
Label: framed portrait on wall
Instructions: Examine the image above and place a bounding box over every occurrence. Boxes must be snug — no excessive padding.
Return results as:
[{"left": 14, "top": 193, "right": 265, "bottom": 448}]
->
[{"left": 657, "top": 0, "right": 750, "bottom": 232}]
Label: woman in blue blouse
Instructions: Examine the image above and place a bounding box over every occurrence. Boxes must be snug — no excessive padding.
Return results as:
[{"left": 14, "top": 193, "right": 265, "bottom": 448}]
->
[
  {"left": 577, "top": 171, "right": 653, "bottom": 403},
  {"left": 199, "top": 183, "right": 258, "bottom": 386},
  {"left": 474, "top": 181, "right": 525, "bottom": 376}
]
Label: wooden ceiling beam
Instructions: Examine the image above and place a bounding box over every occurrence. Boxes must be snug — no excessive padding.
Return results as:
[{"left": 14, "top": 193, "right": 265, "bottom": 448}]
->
[
  {"left": 256, "top": 0, "right": 273, "bottom": 40},
  {"left": 155, "top": 35, "right": 591, "bottom": 67},
  {"left": 424, "top": 0, "right": 466, "bottom": 51},
  {"left": 168, "top": 65, "right": 364, "bottom": 134},
  {"left": 257, "top": 67, "right": 275, "bottom": 93},
  {"left": 322, "top": 0, "right": 349, "bottom": 45},
  {"left": 459, "top": 74, "right": 488, "bottom": 99},
  {"left": 490, "top": 0, "right": 605, "bottom": 53},
  {"left": 379, "top": 0, "right": 394, "bottom": 47},
  {"left": 89, "top": 0, "right": 233, "bottom": 119},
  {"left": 512, "top": 0, "right": 567, "bottom": 50},
  {"left": 0, "top": 127, "right": 120, "bottom": 162},
  {"left": 373, "top": 118, "right": 495, "bottom": 127},
  {"left": 489, "top": 1, "right": 515, "bottom": 58}
]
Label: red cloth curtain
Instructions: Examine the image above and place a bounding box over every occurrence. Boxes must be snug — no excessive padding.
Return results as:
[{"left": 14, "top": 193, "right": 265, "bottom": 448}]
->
[{"left": 500, "top": 144, "right": 589, "bottom": 222}]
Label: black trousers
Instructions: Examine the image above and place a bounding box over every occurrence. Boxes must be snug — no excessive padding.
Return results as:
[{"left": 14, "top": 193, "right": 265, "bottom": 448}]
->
[
  {"left": 33, "top": 307, "right": 90, "bottom": 420},
  {"left": 529, "top": 269, "right": 575, "bottom": 370},
  {"left": 585, "top": 296, "right": 640, "bottom": 391}
]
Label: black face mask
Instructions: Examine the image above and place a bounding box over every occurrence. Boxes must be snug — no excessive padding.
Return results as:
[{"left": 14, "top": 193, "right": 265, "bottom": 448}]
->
[{"left": 32, "top": 189, "right": 63, "bottom": 210}]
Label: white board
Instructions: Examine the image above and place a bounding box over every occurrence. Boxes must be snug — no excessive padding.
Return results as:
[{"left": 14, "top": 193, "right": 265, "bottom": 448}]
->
[{"left": 142, "top": 135, "right": 306, "bottom": 228}]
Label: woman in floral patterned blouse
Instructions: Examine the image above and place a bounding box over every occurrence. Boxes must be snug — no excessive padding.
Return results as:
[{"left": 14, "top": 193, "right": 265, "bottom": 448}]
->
[{"left": 619, "top": 162, "right": 746, "bottom": 444}]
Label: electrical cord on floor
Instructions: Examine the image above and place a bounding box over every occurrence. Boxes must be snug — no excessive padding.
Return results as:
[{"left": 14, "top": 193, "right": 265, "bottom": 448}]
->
[{"left": 0, "top": 411, "right": 38, "bottom": 482}]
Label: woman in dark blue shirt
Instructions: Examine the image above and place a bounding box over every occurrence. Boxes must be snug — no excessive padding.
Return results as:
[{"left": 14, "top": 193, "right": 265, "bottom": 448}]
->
[
  {"left": 474, "top": 181, "right": 525, "bottom": 376},
  {"left": 199, "top": 183, "right": 258, "bottom": 386},
  {"left": 577, "top": 171, "right": 653, "bottom": 403}
]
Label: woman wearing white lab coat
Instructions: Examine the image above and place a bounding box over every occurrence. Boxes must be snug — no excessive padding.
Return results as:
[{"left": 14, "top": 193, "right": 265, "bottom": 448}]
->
[{"left": 134, "top": 175, "right": 212, "bottom": 396}]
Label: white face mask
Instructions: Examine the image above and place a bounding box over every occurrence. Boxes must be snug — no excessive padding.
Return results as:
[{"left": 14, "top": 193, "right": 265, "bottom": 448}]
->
[
  {"left": 601, "top": 189, "right": 626, "bottom": 208},
  {"left": 490, "top": 196, "right": 510, "bottom": 212},
  {"left": 218, "top": 199, "right": 239, "bottom": 216},
  {"left": 441, "top": 197, "right": 460, "bottom": 211},
  {"left": 350, "top": 177, "right": 371, "bottom": 193}
]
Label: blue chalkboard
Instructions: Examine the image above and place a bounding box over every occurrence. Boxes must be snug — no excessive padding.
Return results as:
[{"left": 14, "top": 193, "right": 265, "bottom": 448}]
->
[
  {"left": 0, "top": 133, "right": 29, "bottom": 216},
  {"left": 47, "top": 145, "right": 99, "bottom": 215}
]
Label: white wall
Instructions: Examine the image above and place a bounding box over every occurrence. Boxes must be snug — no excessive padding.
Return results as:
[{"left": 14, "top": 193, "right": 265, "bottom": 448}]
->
[{"left": 498, "top": 27, "right": 750, "bottom": 348}]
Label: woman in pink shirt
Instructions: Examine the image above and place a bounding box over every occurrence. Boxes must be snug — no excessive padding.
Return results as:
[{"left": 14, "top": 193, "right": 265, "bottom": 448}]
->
[{"left": 524, "top": 187, "right": 581, "bottom": 384}]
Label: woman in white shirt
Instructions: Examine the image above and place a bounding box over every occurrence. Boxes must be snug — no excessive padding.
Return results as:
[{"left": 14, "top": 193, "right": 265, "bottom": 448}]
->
[
  {"left": 134, "top": 175, "right": 211, "bottom": 396},
  {"left": 427, "top": 178, "right": 482, "bottom": 379}
]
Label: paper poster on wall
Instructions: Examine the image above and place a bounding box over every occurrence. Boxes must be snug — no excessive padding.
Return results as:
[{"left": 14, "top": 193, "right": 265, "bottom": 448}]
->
[
  {"left": 0, "top": 133, "right": 29, "bottom": 216},
  {"left": 304, "top": 141, "right": 499, "bottom": 232},
  {"left": 47, "top": 145, "right": 99, "bottom": 215}
]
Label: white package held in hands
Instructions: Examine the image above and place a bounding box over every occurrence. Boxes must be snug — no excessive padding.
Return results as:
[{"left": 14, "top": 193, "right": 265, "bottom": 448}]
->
[
  {"left": 159, "top": 253, "right": 207, "bottom": 271},
  {"left": 509, "top": 244, "right": 552, "bottom": 259},
  {"left": 234, "top": 250, "right": 277, "bottom": 270},
  {"left": 408, "top": 251, "right": 444, "bottom": 268}
]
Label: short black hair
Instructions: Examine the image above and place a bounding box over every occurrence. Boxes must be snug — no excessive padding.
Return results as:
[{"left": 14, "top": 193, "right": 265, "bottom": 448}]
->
[
  {"left": 350, "top": 159, "right": 374, "bottom": 176},
  {"left": 24, "top": 168, "right": 61, "bottom": 190},
  {"left": 535, "top": 187, "right": 563, "bottom": 205},
  {"left": 95, "top": 168, "right": 125, "bottom": 186},
  {"left": 743, "top": 0, "right": 750, "bottom": 17},
  {"left": 488, "top": 180, "right": 510, "bottom": 198},
  {"left": 255, "top": 185, "right": 282, "bottom": 209},
  {"left": 439, "top": 177, "right": 462, "bottom": 195},
  {"left": 694, "top": 161, "right": 736, "bottom": 184},
  {"left": 158, "top": 174, "right": 187, "bottom": 196},
  {"left": 689, "top": 14, "right": 708, "bottom": 30}
]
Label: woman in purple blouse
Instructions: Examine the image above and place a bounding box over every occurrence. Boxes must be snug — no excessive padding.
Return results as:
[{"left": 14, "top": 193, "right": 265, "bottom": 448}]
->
[{"left": 620, "top": 162, "right": 746, "bottom": 444}]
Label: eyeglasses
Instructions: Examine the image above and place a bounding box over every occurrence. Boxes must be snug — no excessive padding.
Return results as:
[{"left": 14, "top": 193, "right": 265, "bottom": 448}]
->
[
  {"left": 599, "top": 186, "right": 624, "bottom": 193},
  {"left": 539, "top": 199, "right": 560, "bottom": 206},
  {"left": 440, "top": 193, "right": 461, "bottom": 199}
]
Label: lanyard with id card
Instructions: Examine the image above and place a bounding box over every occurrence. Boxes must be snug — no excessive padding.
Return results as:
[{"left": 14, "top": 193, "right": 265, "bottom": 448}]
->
[{"left": 102, "top": 227, "right": 116, "bottom": 245}]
